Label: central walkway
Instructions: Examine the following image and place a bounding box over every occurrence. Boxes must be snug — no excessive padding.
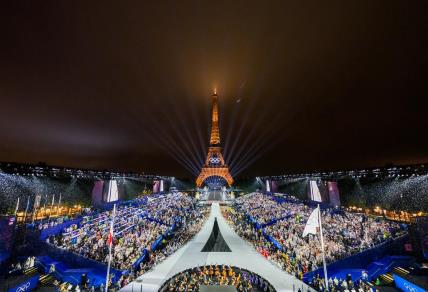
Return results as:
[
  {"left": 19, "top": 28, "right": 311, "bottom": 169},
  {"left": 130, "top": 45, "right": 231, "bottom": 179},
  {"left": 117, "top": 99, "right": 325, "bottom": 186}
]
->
[{"left": 121, "top": 203, "right": 314, "bottom": 292}]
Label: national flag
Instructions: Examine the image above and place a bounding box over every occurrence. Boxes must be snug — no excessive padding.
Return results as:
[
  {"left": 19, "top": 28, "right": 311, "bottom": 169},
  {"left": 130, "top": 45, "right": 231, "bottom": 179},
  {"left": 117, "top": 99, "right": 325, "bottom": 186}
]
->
[
  {"left": 107, "top": 204, "right": 116, "bottom": 246},
  {"left": 107, "top": 211, "right": 115, "bottom": 246},
  {"left": 303, "top": 204, "right": 329, "bottom": 290},
  {"left": 107, "top": 224, "right": 113, "bottom": 245},
  {"left": 303, "top": 206, "right": 320, "bottom": 237}
]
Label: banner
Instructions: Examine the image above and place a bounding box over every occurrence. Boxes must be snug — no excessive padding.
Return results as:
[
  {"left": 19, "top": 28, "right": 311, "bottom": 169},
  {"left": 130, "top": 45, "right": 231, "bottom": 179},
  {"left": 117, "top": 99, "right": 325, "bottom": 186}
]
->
[
  {"left": 92, "top": 181, "right": 104, "bottom": 207},
  {"left": 0, "top": 216, "right": 16, "bottom": 252},
  {"left": 327, "top": 181, "right": 341, "bottom": 207},
  {"left": 106, "top": 180, "right": 119, "bottom": 202},
  {"left": 160, "top": 180, "right": 164, "bottom": 192},
  {"left": 309, "top": 181, "right": 322, "bottom": 202},
  {"left": 34, "top": 195, "right": 41, "bottom": 209},
  {"left": 271, "top": 181, "right": 278, "bottom": 192},
  {"left": 7, "top": 274, "right": 39, "bottom": 292},
  {"left": 393, "top": 274, "right": 426, "bottom": 292},
  {"left": 266, "top": 180, "right": 271, "bottom": 192},
  {"left": 153, "top": 180, "right": 160, "bottom": 193}
]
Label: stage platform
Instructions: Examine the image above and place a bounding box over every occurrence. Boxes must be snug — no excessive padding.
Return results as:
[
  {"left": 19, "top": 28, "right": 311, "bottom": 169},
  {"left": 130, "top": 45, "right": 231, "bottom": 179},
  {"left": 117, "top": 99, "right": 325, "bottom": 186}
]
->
[
  {"left": 121, "top": 203, "right": 313, "bottom": 292},
  {"left": 208, "top": 190, "right": 223, "bottom": 201},
  {"left": 199, "top": 285, "right": 237, "bottom": 292}
]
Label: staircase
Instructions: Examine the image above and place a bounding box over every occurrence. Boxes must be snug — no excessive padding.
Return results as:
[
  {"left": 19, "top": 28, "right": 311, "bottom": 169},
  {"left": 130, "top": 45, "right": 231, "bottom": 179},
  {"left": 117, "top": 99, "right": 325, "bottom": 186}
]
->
[
  {"left": 375, "top": 266, "right": 410, "bottom": 286},
  {"left": 24, "top": 266, "right": 38, "bottom": 276},
  {"left": 379, "top": 273, "right": 394, "bottom": 285},
  {"left": 36, "top": 273, "right": 71, "bottom": 291},
  {"left": 393, "top": 266, "right": 409, "bottom": 276},
  {"left": 39, "top": 274, "right": 55, "bottom": 286}
]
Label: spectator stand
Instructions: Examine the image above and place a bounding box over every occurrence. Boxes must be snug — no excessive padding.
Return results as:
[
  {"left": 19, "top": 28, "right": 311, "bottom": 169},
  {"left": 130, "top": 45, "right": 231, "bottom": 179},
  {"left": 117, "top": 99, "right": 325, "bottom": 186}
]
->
[
  {"left": 234, "top": 192, "right": 411, "bottom": 290},
  {"left": 145, "top": 216, "right": 172, "bottom": 227},
  {"left": 243, "top": 214, "right": 287, "bottom": 251},
  {"left": 100, "top": 199, "right": 124, "bottom": 211},
  {"left": 132, "top": 249, "right": 149, "bottom": 270},
  {"left": 131, "top": 212, "right": 183, "bottom": 271},
  {"left": 302, "top": 235, "right": 412, "bottom": 284},
  {"left": 39, "top": 217, "right": 83, "bottom": 241},
  {"left": 21, "top": 193, "right": 198, "bottom": 289}
]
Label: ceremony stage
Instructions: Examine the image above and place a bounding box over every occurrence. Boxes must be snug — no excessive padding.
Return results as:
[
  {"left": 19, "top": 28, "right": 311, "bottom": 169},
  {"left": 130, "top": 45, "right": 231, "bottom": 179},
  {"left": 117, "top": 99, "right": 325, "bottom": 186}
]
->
[
  {"left": 121, "top": 203, "right": 314, "bottom": 292},
  {"left": 207, "top": 190, "right": 223, "bottom": 201}
]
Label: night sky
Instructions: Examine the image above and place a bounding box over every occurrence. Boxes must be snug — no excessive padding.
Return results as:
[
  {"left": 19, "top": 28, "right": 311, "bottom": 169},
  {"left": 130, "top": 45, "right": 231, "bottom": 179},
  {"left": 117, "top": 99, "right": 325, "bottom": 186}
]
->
[{"left": 1, "top": 1, "right": 427, "bottom": 178}]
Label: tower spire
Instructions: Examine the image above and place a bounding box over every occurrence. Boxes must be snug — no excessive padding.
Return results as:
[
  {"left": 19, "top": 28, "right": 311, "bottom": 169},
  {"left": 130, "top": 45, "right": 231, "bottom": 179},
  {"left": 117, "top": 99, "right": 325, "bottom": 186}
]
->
[{"left": 210, "top": 92, "right": 220, "bottom": 145}]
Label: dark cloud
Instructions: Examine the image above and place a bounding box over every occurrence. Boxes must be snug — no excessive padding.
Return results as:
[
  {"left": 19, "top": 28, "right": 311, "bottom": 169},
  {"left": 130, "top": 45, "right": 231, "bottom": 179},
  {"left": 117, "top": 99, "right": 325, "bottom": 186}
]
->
[{"left": 1, "top": 1, "right": 427, "bottom": 178}]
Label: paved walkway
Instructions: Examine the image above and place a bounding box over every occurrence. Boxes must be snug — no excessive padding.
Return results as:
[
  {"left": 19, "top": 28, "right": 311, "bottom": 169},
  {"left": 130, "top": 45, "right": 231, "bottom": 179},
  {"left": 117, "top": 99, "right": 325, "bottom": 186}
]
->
[{"left": 121, "top": 203, "right": 314, "bottom": 292}]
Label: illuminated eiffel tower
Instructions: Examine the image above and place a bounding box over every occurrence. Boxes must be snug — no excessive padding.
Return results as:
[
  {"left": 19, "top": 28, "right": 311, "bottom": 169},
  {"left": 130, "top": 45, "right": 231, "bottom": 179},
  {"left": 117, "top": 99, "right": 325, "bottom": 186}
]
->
[{"left": 196, "top": 91, "right": 233, "bottom": 188}]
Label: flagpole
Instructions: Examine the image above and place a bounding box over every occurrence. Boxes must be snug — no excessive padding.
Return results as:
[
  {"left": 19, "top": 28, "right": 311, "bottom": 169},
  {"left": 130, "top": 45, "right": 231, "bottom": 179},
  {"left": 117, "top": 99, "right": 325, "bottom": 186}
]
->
[
  {"left": 32, "top": 195, "right": 37, "bottom": 224},
  {"left": 23, "top": 197, "right": 30, "bottom": 223},
  {"left": 105, "top": 204, "right": 116, "bottom": 292},
  {"left": 43, "top": 194, "right": 47, "bottom": 218},
  {"left": 49, "top": 194, "right": 55, "bottom": 219},
  {"left": 318, "top": 204, "right": 329, "bottom": 291},
  {"left": 57, "top": 193, "right": 62, "bottom": 216},
  {"left": 14, "top": 197, "right": 20, "bottom": 216},
  {"left": 14, "top": 197, "right": 20, "bottom": 228}
]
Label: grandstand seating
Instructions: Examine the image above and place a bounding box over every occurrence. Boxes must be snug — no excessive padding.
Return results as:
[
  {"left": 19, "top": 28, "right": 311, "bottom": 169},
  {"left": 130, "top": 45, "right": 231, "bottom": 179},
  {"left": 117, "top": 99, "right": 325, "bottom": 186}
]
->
[
  {"left": 231, "top": 192, "right": 410, "bottom": 290},
  {"left": 9, "top": 193, "right": 205, "bottom": 289}
]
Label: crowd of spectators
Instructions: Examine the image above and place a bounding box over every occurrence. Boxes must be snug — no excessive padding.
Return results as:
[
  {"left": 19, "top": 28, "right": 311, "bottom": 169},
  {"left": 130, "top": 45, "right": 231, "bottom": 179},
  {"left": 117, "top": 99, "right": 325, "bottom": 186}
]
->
[
  {"left": 126, "top": 206, "right": 210, "bottom": 281},
  {"left": 49, "top": 204, "right": 167, "bottom": 270},
  {"left": 46, "top": 193, "right": 209, "bottom": 290},
  {"left": 33, "top": 210, "right": 86, "bottom": 230},
  {"left": 264, "top": 204, "right": 403, "bottom": 275},
  {"left": 144, "top": 193, "right": 194, "bottom": 225},
  {"left": 310, "top": 274, "right": 374, "bottom": 292},
  {"left": 235, "top": 193, "right": 289, "bottom": 224},
  {"left": 228, "top": 193, "right": 406, "bottom": 290},
  {"left": 160, "top": 265, "right": 275, "bottom": 292}
]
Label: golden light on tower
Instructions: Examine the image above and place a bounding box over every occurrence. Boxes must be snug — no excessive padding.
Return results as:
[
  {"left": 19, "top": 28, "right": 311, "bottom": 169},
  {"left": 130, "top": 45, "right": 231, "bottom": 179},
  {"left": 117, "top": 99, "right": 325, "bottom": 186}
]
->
[
  {"left": 209, "top": 92, "right": 221, "bottom": 145},
  {"left": 196, "top": 91, "right": 233, "bottom": 187}
]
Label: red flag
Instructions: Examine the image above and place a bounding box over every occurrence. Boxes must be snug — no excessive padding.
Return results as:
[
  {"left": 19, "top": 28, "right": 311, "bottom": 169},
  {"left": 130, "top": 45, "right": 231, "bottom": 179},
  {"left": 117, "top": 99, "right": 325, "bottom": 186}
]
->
[
  {"left": 107, "top": 228, "right": 113, "bottom": 245},
  {"left": 107, "top": 205, "right": 115, "bottom": 246}
]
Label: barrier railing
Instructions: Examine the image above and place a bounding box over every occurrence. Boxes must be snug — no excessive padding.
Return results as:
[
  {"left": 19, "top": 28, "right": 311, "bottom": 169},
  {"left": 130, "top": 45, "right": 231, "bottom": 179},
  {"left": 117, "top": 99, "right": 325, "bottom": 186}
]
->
[{"left": 39, "top": 217, "right": 83, "bottom": 241}]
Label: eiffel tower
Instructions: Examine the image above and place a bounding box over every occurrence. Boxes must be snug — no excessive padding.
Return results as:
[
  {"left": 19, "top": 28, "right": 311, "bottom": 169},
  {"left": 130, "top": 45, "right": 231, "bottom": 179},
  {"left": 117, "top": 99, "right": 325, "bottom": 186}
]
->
[{"left": 196, "top": 91, "right": 233, "bottom": 188}]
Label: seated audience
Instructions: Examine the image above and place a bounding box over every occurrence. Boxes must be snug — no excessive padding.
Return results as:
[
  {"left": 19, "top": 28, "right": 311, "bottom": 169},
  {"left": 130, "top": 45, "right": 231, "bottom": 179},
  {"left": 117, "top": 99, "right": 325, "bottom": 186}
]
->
[
  {"left": 48, "top": 193, "right": 208, "bottom": 289},
  {"left": 226, "top": 192, "right": 406, "bottom": 291}
]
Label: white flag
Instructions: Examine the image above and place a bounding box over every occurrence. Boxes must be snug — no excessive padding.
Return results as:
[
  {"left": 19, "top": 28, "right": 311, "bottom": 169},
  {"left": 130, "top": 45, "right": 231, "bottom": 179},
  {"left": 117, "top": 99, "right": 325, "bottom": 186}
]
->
[{"left": 303, "top": 206, "right": 320, "bottom": 237}]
